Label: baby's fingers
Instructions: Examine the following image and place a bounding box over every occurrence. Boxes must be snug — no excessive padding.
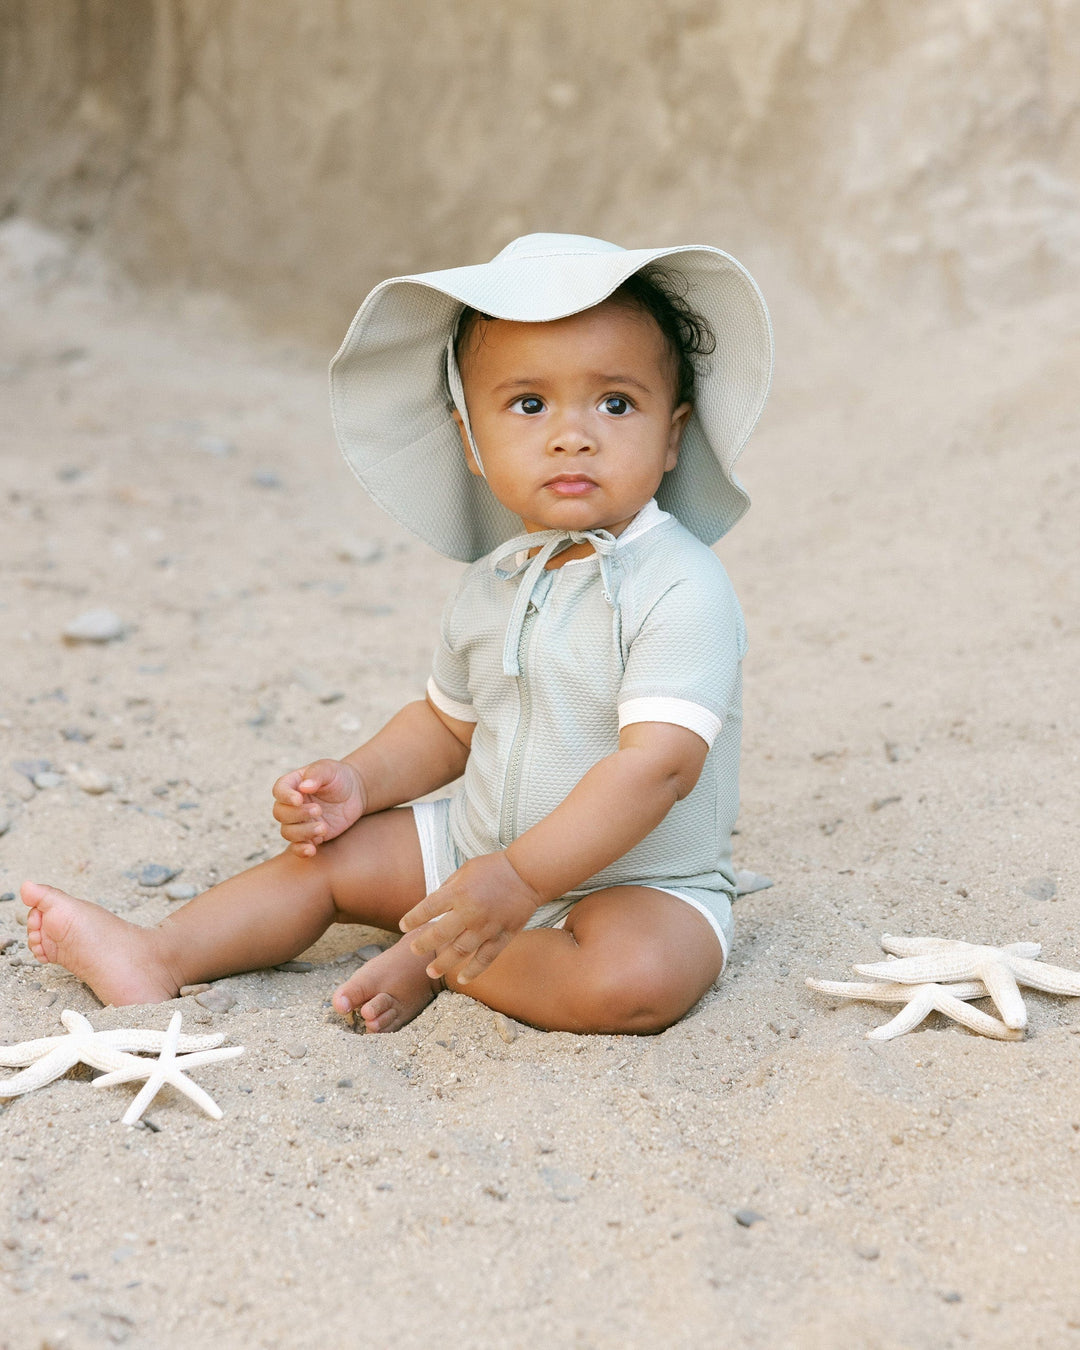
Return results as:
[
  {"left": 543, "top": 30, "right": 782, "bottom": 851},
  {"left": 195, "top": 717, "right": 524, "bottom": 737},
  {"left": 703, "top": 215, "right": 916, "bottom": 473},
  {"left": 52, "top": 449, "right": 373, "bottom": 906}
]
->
[
  {"left": 400, "top": 887, "right": 456, "bottom": 934},
  {"left": 422, "top": 926, "right": 484, "bottom": 982},
  {"left": 453, "top": 937, "right": 507, "bottom": 986},
  {"left": 271, "top": 769, "right": 305, "bottom": 807}
]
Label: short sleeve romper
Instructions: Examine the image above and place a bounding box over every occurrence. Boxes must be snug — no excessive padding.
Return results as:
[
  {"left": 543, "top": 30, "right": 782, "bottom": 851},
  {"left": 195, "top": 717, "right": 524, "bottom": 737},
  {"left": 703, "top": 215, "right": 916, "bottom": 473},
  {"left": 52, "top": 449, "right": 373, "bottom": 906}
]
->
[{"left": 418, "top": 500, "right": 745, "bottom": 960}]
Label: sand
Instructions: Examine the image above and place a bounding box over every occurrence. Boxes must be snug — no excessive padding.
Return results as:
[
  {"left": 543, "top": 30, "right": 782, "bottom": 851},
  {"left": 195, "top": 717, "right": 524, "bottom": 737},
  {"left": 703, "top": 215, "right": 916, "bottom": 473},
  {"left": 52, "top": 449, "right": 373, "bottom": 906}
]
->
[{"left": 1, "top": 220, "right": 1079, "bottom": 1349}]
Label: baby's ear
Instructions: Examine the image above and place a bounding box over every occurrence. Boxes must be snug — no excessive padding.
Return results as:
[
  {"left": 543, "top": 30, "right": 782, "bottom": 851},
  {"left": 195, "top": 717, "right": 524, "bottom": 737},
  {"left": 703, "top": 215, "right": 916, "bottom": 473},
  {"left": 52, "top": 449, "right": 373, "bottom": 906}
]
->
[
  {"left": 666, "top": 401, "right": 693, "bottom": 468},
  {"left": 452, "top": 409, "right": 483, "bottom": 477}
]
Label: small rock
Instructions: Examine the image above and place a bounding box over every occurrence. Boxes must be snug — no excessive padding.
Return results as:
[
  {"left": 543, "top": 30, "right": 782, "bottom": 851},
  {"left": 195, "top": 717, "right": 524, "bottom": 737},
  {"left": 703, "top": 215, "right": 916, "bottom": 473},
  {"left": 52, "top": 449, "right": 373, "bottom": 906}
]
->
[
  {"left": 0, "top": 891, "right": 15, "bottom": 901},
  {"left": 179, "top": 983, "right": 211, "bottom": 997},
  {"left": 855, "top": 1243, "right": 880, "bottom": 1261},
  {"left": 195, "top": 434, "right": 235, "bottom": 457},
  {"left": 194, "top": 988, "right": 236, "bottom": 1013},
  {"left": 33, "top": 771, "right": 65, "bottom": 789},
  {"left": 356, "top": 944, "right": 384, "bottom": 962},
  {"left": 541, "top": 1167, "right": 585, "bottom": 1202},
  {"left": 164, "top": 881, "right": 198, "bottom": 902},
  {"left": 335, "top": 537, "right": 383, "bottom": 565},
  {"left": 291, "top": 667, "right": 344, "bottom": 705},
  {"left": 734, "top": 1209, "right": 766, "bottom": 1228},
  {"left": 134, "top": 864, "right": 180, "bottom": 888},
  {"left": 252, "top": 470, "right": 282, "bottom": 489},
  {"left": 61, "top": 726, "right": 92, "bottom": 742},
  {"left": 13, "top": 758, "right": 51, "bottom": 781},
  {"left": 71, "top": 768, "right": 111, "bottom": 795},
  {"left": 941, "top": 1291, "right": 962, "bottom": 1304},
  {"left": 870, "top": 796, "right": 901, "bottom": 812},
  {"left": 1021, "top": 876, "right": 1056, "bottom": 902},
  {"left": 492, "top": 1013, "right": 517, "bottom": 1044},
  {"left": 284, "top": 1043, "right": 308, "bottom": 1059},
  {"left": 337, "top": 1078, "right": 353, "bottom": 1089},
  {"left": 0, "top": 937, "right": 18, "bottom": 953},
  {"left": 274, "top": 960, "right": 314, "bottom": 973},
  {"left": 43, "top": 991, "right": 58, "bottom": 1006},
  {"left": 0, "top": 816, "right": 11, "bottom": 838},
  {"left": 734, "top": 870, "right": 773, "bottom": 896},
  {"left": 62, "top": 608, "right": 125, "bottom": 643}
]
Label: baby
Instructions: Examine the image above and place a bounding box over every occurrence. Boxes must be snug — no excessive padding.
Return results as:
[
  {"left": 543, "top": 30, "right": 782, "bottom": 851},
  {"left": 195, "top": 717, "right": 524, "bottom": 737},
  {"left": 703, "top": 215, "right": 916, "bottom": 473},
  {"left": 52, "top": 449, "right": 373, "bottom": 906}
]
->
[{"left": 21, "top": 233, "right": 772, "bottom": 1035}]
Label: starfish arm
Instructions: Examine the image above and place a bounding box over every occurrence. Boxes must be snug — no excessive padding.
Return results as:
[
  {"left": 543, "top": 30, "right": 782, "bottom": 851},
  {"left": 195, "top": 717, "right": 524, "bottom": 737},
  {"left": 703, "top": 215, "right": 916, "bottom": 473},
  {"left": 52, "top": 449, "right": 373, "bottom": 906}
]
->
[
  {"left": 119, "top": 1070, "right": 167, "bottom": 1126},
  {"left": 160, "top": 1071, "right": 225, "bottom": 1120},
  {"left": 0, "top": 1045, "right": 80, "bottom": 1096},
  {"left": 931, "top": 989, "right": 1025, "bottom": 1040},
  {"left": 807, "top": 978, "right": 916, "bottom": 1002},
  {"left": 98, "top": 1029, "right": 227, "bottom": 1054},
  {"left": 93, "top": 1045, "right": 244, "bottom": 1087},
  {"left": 879, "top": 935, "right": 969, "bottom": 957},
  {"left": 854, "top": 951, "right": 981, "bottom": 984},
  {"left": 0, "top": 1036, "right": 69, "bottom": 1068},
  {"left": 172, "top": 1046, "right": 244, "bottom": 1071},
  {"left": 866, "top": 989, "right": 936, "bottom": 1040},
  {"left": 1008, "top": 954, "right": 1080, "bottom": 997},
  {"left": 1003, "top": 943, "right": 1042, "bottom": 960},
  {"left": 975, "top": 958, "right": 1027, "bottom": 1029},
  {"left": 59, "top": 1010, "right": 94, "bottom": 1034}
]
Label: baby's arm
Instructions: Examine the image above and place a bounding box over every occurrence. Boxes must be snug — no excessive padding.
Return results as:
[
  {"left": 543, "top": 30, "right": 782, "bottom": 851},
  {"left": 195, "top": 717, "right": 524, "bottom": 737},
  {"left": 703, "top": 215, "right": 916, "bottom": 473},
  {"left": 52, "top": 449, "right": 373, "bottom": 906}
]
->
[
  {"left": 401, "top": 720, "right": 707, "bottom": 982},
  {"left": 272, "top": 698, "right": 472, "bottom": 856}
]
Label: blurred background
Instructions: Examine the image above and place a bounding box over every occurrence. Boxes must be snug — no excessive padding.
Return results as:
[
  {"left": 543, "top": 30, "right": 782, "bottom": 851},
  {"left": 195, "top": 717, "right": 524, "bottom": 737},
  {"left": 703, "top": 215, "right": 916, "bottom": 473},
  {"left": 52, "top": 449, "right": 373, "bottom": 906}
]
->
[{"left": 3, "top": 0, "right": 1078, "bottom": 340}]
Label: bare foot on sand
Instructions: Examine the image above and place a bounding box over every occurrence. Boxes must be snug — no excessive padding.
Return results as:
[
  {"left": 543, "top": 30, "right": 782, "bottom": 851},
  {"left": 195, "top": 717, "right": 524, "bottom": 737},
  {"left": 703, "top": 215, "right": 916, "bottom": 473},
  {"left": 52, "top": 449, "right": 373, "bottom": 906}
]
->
[
  {"left": 333, "top": 940, "right": 442, "bottom": 1033},
  {"left": 21, "top": 881, "right": 180, "bottom": 1007}
]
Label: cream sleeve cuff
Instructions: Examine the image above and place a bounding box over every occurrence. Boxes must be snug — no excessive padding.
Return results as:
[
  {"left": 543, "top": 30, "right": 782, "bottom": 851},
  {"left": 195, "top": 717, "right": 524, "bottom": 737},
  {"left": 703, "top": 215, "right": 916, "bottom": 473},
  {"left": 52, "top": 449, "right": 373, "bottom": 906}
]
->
[
  {"left": 426, "top": 676, "right": 478, "bottom": 724},
  {"left": 617, "top": 696, "right": 722, "bottom": 749}
]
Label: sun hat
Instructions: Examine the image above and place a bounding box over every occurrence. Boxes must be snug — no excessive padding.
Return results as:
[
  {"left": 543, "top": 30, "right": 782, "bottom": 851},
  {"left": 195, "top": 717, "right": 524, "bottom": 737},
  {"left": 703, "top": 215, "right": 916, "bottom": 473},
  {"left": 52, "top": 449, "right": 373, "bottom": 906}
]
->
[{"left": 329, "top": 232, "right": 773, "bottom": 562}]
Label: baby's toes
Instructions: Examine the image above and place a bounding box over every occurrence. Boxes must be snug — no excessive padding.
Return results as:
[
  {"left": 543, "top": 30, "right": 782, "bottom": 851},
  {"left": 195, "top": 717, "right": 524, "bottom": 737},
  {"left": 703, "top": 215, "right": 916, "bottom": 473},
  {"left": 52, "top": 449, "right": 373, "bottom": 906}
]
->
[{"left": 360, "top": 992, "right": 400, "bottom": 1033}]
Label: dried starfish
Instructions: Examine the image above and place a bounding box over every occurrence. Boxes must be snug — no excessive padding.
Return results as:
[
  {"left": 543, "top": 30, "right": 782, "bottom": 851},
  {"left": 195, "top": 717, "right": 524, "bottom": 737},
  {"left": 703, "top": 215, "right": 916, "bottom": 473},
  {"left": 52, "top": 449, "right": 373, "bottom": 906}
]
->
[
  {"left": 854, "top": 935, "right": 1080, "bottom": 1030},
  {"left": 0, "top": 1010, "right": 226, "bottom": 1097},
  {"left": 805, "top": 977, "right": 1024, "bottom": 1041},
  {"left": 91, "top": 1010, "right": 244, "bottom": 1124}
]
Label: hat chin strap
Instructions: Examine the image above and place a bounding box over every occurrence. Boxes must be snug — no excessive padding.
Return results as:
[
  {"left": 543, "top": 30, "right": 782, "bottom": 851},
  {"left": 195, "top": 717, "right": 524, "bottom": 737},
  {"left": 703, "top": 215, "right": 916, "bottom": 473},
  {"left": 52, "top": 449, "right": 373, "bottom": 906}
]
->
[{"left": 445, "top": 332, "right": 486, "bottom": 479}]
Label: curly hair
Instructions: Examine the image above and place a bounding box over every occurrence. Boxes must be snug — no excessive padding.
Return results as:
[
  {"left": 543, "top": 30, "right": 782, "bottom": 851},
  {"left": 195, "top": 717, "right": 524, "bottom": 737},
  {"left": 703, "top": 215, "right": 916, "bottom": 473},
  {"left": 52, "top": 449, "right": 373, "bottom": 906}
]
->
[{"left": 453, "top": 264, "right": 716, "bottom": 407}]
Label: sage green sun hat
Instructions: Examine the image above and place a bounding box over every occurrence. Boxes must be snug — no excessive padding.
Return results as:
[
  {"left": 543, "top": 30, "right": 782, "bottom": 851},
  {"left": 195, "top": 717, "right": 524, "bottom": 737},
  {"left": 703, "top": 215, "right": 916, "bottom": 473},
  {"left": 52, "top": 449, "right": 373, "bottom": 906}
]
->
[{"left": 330, "top": 232, "right": 773, "bottom": 562}]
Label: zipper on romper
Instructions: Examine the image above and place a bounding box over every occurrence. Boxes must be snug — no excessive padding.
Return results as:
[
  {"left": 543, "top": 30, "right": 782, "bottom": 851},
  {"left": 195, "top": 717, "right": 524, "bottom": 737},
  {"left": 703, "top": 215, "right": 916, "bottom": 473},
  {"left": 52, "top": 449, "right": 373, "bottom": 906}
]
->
[{"left": 498, "top": 600, "right": 539, "bottom": 847}]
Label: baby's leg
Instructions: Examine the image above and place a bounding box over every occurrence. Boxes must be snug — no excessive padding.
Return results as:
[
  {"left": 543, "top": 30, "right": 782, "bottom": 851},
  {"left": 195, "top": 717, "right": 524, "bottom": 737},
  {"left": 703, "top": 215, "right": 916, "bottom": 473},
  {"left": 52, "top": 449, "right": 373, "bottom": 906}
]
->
[
  {"left": 454, "top": 886, "right": 724, "bottom": 1034},
  {"left": 21, "top": 807, "right": 432, "bottom": 1017}
]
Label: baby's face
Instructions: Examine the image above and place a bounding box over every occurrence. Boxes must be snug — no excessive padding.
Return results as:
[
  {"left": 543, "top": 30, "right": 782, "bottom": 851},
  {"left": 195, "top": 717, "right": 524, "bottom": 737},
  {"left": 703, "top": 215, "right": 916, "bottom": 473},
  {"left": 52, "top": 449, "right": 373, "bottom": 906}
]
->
[{"left": 454, "top": 300, "right": 691, "bottom": 538}]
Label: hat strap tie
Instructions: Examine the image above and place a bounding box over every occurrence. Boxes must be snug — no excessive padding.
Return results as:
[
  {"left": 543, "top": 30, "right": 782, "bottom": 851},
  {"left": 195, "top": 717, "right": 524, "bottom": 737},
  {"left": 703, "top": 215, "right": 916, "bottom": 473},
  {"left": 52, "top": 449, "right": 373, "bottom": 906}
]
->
[
  {"left": 493, "top": 528, "right": 619, "bottom": 677},
  {"left": 446, "top": 330, "right": 485, "bottom": 478}
]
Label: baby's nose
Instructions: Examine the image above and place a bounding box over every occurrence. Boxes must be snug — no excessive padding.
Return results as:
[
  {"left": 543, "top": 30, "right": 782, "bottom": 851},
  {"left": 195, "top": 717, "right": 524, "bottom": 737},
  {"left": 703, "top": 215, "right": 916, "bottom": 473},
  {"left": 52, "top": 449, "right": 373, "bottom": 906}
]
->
[{"left": 547, "top": 419, "right": 594, "bottom": 454}]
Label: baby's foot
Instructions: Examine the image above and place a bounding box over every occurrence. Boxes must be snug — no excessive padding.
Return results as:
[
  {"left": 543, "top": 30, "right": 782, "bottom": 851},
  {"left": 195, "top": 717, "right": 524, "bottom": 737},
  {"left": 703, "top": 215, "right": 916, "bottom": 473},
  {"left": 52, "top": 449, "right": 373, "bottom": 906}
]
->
[
  {"left": 21, "top": 882, "right": 179, "bottom": 1007},
  {"left": 333, "top": 940, "right": 442, "bottom": 1033}
]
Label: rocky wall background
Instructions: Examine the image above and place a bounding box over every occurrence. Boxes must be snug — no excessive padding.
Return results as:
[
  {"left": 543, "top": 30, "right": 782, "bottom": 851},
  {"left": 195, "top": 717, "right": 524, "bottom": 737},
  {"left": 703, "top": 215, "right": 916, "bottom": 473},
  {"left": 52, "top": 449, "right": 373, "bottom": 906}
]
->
[{"left": 2, "top": 0, "right": 1079, "bottom": 336}]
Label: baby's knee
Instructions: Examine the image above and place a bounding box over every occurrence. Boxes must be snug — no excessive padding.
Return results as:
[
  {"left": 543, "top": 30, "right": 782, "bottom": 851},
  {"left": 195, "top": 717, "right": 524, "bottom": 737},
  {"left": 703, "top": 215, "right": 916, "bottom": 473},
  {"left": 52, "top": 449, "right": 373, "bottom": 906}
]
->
[{"left": 574, "top": 954, "right": 686, "bottom": 1035}]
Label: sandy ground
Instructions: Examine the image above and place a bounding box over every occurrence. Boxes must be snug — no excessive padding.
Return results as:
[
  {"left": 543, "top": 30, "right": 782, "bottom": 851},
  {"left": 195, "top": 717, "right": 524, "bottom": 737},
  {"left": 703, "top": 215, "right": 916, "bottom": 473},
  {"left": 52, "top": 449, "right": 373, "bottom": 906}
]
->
[{"left": 1, "top": 220, "right": 1079, "bottom": 1349}]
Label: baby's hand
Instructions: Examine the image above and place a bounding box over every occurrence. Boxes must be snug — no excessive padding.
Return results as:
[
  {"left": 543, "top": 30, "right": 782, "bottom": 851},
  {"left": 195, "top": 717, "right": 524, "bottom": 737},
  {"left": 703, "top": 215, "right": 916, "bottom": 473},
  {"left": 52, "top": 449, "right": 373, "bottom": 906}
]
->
[
  {"left": 399, "top": 852, "right": 541, "bottom": 985},
  {"left": 271, "top": 759, "right": 366, "bottom": 858}
]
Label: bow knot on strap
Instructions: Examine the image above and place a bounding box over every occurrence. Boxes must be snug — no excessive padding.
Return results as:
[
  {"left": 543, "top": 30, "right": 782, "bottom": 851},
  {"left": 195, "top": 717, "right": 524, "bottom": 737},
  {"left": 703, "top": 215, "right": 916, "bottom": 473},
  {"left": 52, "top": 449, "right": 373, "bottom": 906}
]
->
[{"left": 493, "top": 528, "right": 619, "bottom": 676}]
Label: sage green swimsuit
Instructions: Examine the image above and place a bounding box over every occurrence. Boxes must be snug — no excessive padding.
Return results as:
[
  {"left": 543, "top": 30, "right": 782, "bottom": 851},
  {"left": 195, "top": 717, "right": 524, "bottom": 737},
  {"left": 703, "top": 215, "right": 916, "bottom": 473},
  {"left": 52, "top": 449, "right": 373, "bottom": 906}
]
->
[{"left": 420, "top": 500, "right": 745, "bottom": 959}]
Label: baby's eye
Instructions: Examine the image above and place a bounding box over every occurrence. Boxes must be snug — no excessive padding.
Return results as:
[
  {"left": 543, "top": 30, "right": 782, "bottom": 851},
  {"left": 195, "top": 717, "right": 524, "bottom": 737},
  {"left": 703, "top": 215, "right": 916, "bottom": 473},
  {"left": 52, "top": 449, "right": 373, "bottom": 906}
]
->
[
  {"left": 600, "top": 395, "right": 632, "bottom": 416},
  {"left": 510, "top": 396, "right": 545, "bottom": 415}
]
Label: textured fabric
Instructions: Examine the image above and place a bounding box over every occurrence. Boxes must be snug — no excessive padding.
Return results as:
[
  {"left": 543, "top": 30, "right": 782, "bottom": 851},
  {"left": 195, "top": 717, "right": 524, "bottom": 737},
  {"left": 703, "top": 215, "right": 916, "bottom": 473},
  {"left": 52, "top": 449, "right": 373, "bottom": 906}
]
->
[
  {"left": 410, "top": 797, "right": 729, "bottom": 958},
  {"left": 427, "top": 501, "right": 743, "bottom": 952},
  {"left": 330, "top": 233, "right": 773, "bottom": 561}
]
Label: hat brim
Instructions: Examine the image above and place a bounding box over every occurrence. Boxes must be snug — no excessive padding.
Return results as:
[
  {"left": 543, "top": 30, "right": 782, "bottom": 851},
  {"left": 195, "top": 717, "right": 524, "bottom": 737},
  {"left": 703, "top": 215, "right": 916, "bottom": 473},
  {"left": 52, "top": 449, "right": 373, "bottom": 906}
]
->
[{"left": 330, "top": 243, "right": 772, "bottom": 561}]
